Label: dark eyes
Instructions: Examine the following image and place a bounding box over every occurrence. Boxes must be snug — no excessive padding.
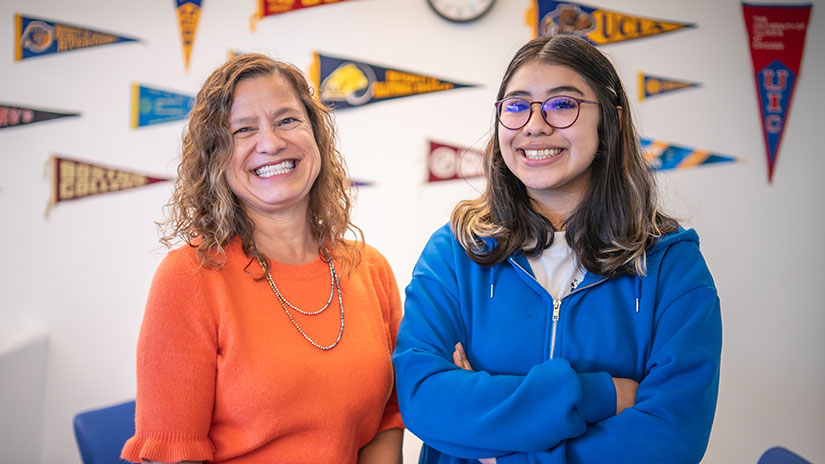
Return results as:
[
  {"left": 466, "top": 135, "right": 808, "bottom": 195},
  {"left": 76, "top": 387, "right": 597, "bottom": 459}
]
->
[
  {"left": 277, "top": 117, "right": 299, "bottom": 128},
  {"left": 544, "top": 98, "right": 577, "bottom": 111},
  {"left": 231, "top": 116, "right": 301, "bottom": 137},
  {"left": 503, "top": 101, "right": 530, "bottom": 113}
]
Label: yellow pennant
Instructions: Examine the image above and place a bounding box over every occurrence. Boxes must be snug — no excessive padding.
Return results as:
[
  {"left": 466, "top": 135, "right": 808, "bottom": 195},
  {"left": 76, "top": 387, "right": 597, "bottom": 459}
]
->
[
  {"left": 527, "top": 1, "right": 694, "bottom": 45},
  {"left": 176, "top": 1, "right": 202, "bottom": 71}
]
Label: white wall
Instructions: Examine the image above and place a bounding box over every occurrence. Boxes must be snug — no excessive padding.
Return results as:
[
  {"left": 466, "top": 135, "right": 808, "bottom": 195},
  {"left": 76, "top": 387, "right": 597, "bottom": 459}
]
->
[{"left": 1, "top": 0, "right": 822, "bottom": 463}]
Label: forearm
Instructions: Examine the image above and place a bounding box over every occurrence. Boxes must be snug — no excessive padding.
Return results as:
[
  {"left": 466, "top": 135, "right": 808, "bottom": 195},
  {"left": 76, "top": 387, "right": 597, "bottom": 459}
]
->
[{"left": 358, "top": 428, "right": 403, "bottom": 464}]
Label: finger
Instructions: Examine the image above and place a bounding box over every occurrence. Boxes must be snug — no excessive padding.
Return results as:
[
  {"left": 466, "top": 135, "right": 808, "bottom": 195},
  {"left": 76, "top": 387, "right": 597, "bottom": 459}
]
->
[
  {"left": 455, "top": 342, "right": 472, "bottom": 370},
  {"left": 452, "top": 349, "right": 463, "bottom": 367}
]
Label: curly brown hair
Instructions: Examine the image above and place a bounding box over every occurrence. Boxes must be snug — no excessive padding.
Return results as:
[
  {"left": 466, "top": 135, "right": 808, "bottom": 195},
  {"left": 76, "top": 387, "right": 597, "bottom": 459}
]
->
[
  {"left": 451, "top": 35, "right": 676, "bottom": 277},
  {"left": 159, "top": 53, "right": 362, "bottom": 272}
]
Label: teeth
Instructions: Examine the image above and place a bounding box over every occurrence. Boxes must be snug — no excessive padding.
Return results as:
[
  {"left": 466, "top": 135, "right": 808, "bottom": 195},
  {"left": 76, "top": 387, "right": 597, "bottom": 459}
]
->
[
  {"left": 523, "top": 148, "right": 563, "bottom": 159},
  {"left": 255, "top": 160, "right": 295, "bottom": 177}
]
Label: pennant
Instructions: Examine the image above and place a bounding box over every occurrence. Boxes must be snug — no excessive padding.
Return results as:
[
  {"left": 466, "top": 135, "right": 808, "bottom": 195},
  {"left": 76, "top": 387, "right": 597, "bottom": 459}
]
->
[
  {"left": 176, "top": 0, "right": 202, "bottom": 71},
  {"left": 251, "top": 0, "right": 357, "bottom": 30},
  {"left": 1, "top": 103, "right": 79, "bottom": 130},
  {"left": 48, "top": 156, "right": 171, "bottom": 212},
  {"left": 131, "top": 83, "right": 194, "bottom": 128},
  {"left": 427, "top": 140, "right": 485, "bottom": 183},
  {"left": 14, "top": 14, "right": 140, "bottom": 61},
  {"left": 526, "top": 1, "right": 695, "bottom": 45},
  {"left": 743, "top": 3, "right": 811, "bottom": 183},
  {"left": 350, "top": 179, "right": 373, "bottom": 187},
  {"left": 310, "top": 53, "right": 476, "bottom": 110},
  {"left": 638, "top": 72, "right": 701, "bottom": 101},
  {"left": 640, "top": 138, "right": 740, "bottom": 172}
]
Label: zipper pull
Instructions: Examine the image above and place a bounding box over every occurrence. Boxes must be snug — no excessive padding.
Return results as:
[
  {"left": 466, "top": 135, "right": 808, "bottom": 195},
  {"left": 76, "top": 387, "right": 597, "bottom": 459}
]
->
[{"left": 553, "top": 298, "right": 561, "bottom": 322}]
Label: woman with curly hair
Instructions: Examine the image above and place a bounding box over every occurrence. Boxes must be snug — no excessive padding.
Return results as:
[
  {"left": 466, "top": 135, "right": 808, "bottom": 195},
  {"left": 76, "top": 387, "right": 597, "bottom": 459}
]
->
[
  {"left": 393, "top": 34, "right": 721, "bottom": 463},
  {"left": 121, "top": 54, "right": 403, "bottom": 463}
]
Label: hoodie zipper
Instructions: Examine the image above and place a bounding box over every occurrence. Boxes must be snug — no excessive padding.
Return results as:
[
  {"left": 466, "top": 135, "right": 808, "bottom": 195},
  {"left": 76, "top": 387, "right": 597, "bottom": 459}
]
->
[
  {"left": 507, "top": 257, "right": 607, "bottom": 360},
  {"left": 550, "top": 298, "right": 561, "bottom": 360}
]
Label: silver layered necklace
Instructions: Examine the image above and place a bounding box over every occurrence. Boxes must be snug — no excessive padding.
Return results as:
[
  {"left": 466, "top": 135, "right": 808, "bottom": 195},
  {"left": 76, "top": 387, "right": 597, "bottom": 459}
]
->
[{"left": 257, "top": 251, "right": 344, "bottom": 350}]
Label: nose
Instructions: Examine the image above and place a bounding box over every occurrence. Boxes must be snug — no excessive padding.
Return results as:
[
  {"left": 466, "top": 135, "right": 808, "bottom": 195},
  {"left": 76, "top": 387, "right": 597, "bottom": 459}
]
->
[
  {"left": 522, "top": 102, "right": 554, "bottom": 136},
  {"left": 256, "top": 125, "right": 287, "bottom": 154}
]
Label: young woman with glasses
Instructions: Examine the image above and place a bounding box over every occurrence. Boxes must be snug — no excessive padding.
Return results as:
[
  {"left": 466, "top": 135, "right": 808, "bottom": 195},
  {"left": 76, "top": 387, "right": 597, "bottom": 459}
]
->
[{"left": 393, "top": 34, "right": 721, "bottom": 463}]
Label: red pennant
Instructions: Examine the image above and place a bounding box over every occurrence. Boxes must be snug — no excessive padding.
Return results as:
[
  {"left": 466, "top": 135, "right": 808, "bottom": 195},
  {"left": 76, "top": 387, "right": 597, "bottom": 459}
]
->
[{"left": 743, "top": 3, "right": 811, "bottom": 183}]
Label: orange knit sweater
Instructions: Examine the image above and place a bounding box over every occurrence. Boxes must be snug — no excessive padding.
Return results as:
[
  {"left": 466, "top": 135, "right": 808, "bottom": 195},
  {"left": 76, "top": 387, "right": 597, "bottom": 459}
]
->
[{"left": 121, "top": 240, "right": 403, "bottom": 463}]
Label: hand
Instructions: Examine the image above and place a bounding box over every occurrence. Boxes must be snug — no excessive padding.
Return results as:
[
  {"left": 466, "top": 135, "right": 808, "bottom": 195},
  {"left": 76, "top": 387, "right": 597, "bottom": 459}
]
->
[
  {"left": 612, "top": 377, "right": 639, "bottom": 415},
  {"left": 453, "top": 342, "right": 472, "bottom": 370},
  {"left": 453, "top": 344, "right": 497, "bottom": 464}
]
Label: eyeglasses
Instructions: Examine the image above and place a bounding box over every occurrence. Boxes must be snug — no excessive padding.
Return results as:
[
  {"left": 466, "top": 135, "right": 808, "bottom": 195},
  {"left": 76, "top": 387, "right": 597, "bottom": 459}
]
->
[{"left": 494, "top": 96, "right": 599, "bottom": 130}]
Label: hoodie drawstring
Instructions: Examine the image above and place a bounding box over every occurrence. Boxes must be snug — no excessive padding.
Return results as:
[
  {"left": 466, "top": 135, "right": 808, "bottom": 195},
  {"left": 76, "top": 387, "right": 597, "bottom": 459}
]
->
[
  {"left": 489, "top": 266, "right": 496, "bottom": 298},
  {"left": 635, "top": 275, "right": 641, "bottom": 313}
]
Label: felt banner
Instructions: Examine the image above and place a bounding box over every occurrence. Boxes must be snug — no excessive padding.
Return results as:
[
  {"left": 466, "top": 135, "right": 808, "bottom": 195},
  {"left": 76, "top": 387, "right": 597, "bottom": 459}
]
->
[
  {"left": 176, "top": 0, "right": 202, "bottom": 71},
  {"left": 427, "top": 140, "right": 485, "bottom": 182},
  {"left": 527, "top": 1, "right": 695, "bottom": 44},
  {"left": 251, "top": 0, "right": 357, "bottom": 30},
  {"left": 48, "top": 156, "right": 171, "bottom": 211},
  {"left": 641, "top": 138, "right": 739, "bottom": 172},
  {"left": 638, "top": 72, "right": 701, "bottom": 101},
  {"left": 310, "top": 53, "right": 476, "bottom": 110},
  {"left": 131, "top": 84, "right": 194, "bottom": 128},
  {"left": 14, "top": 14, "right": 140, "bottom": 61},
  {"left": 743, "top": 3, "right": 811, "bottom": 183},
  {"left": 0, "top": 103, "right": 79, "bottom": 130}
]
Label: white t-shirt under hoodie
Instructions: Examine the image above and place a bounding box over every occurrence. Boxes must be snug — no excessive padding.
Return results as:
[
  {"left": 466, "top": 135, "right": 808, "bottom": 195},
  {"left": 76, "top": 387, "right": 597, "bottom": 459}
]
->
[{"left": 527, "top": 231, "right": 586, "bottom": 300}]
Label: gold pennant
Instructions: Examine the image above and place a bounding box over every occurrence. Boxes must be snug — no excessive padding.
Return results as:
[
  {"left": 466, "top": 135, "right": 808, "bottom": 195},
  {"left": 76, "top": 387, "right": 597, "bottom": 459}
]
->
[{"left": 177, "top": 2, "right": 202, "bottom": 71}]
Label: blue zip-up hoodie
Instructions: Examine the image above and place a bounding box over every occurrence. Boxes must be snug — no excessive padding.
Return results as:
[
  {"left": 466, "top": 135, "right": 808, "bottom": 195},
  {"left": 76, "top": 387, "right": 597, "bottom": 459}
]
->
[{"left": 393, "top": 224, "right": 721, "bottom": 463}]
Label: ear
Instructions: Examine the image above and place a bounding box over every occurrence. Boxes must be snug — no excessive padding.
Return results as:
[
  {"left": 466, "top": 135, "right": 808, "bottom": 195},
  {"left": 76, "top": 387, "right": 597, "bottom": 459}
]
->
[{"left": 616, "top": 106, "right": 623, "bottom": 130}]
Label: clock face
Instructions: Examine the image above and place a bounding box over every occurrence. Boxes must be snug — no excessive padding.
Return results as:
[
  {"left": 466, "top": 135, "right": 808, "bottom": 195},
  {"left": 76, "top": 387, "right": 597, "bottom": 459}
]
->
[{"left": 427, "top": 0, "right": 496, "bottom": 23}]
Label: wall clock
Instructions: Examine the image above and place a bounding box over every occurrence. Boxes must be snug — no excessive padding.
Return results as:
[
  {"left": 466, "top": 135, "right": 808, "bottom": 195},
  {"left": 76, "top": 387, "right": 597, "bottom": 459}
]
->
[{"left": 426, "top": 0, "right": 496, "bottom": 23}]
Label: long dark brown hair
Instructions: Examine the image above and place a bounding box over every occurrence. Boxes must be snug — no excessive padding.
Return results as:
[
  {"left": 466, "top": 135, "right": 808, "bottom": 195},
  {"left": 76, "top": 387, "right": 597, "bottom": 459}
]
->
[
  {"left": 159, "top": 53, "right": 362, "bottom": 271},
  {"left": 451, "top": 35, "right": 676, "bottom": 276}
]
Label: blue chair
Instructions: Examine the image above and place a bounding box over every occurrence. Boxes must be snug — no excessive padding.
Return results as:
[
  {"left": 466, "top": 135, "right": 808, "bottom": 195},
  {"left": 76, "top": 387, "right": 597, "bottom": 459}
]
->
[
  {"left": 73, "top": 400, "right": 136, "bottom": 464},
  {"left": 757, "top": 446, "right": 811, "bottom": 464}
]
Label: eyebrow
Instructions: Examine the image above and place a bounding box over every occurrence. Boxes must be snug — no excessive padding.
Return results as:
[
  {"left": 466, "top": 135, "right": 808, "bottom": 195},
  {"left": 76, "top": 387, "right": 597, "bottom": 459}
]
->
[
  {"left": 229, "top": 107, "right": 299, "bottom": 126},
  {"left": 503, "top": 85, "right": 586, "bottom": 99}
]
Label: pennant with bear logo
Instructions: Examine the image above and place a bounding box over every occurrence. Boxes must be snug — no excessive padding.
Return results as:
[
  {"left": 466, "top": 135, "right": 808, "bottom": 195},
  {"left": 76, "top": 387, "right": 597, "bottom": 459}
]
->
[
  {"left": 176, "top": 0, "right": 202, "bottom": 71},
  {"left": 15, "top": 13, "right": 140, "bottom": 61},
  {"left": 310, "top": 53, "right": 476, "bottom": 110},
  {"left": 641, "top": 138, "right": 740, "bottom": 172},
  {"left": 251, "top": 0, "right": 358, "bottom": 30},
  {"left": 527, "top": 1, "right": 695, "bottom": 44},
  {"left": 48, "top": 156, "right": 171, "bottom": 213},
  {"left": 427, "top": 140, "right": 485, "bottom": 183},
  {"left": 638, "top": 72, "right": 701, "bottom": 101},
  {"left": 131, "top": 83, "right": 194, "bottom": 128},
  {"left": 743, "top": 3, "right": 811, "bottom": 183},
  {"left": 0, "top": 103, "right": 79, "bottom": 130}
]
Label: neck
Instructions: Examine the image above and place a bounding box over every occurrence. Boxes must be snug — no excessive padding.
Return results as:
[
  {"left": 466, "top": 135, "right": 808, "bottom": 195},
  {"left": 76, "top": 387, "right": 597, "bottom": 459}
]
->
[
  {"left": 247, "top": 208, "right": 320, "bottom": 266},
  {"left": 530, "top": 194, "right": 579, "bottom": 231},
  {"left": 527, "top": 173, "right": 590, "bottom": 231}
]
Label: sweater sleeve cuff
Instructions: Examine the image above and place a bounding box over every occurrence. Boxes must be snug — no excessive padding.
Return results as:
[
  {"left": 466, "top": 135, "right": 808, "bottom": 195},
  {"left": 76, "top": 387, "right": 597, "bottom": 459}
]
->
[
  {"left": 576, "top": 371, "right": 615, "bottom": 424},
  {"left": 120, "top": 432, "right": 215, "bottom": 463}
]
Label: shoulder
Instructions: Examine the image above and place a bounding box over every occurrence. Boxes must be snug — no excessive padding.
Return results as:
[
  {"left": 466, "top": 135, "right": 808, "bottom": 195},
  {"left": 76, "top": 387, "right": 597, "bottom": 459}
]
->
[
  {"left": 647, "top": 227, "right": 716, "bottom": 299},
  {"left": 155, "top": 243, "right": 201, "bottom": 277},
  {"left": 347, "top": 240, "right": 397, "bottom": 282},
  {"left": 156, "top": 240, "right": 248, "bottom": 281},
  {"left": 421, "top": 223, "right": 463, "bottom": 256}
]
